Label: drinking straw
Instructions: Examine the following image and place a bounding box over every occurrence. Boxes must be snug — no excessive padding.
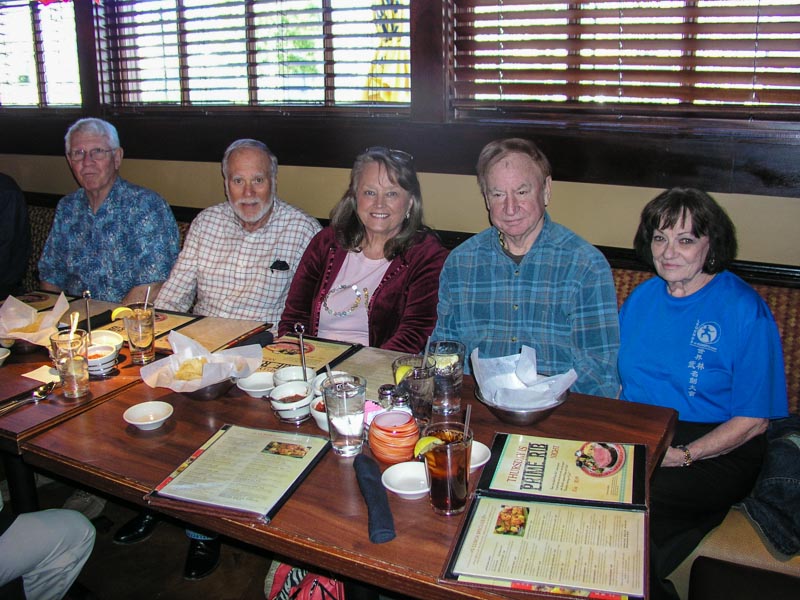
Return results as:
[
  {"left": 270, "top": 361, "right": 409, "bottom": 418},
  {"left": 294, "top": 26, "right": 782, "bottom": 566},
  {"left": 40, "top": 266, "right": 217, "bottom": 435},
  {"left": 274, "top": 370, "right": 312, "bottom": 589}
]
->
[
  {"left": 69, "top": 311, "right": 79, "bottom": 340},
  {"left": 421, "top": 335, "right": 431, "bottom": 369},
  {"left": 463, "top": 403, "right": 472, "bottom": 437},
  {"left": 144, "top": 285, "right": 151, "bottom": 309}
]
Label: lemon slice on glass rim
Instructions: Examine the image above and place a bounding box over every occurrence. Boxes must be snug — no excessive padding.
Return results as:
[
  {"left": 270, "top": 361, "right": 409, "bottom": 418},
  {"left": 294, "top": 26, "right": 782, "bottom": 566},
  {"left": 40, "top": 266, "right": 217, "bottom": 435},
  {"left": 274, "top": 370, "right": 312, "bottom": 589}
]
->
[
  {"left": 394, "top": 364, "right": 413, "bottom": 385},
  {"left": 414, "top": 436, "right": 444, "bottom": 458},
  {"left": 111, "top": 307, "right": 134, "bottom": 320}
]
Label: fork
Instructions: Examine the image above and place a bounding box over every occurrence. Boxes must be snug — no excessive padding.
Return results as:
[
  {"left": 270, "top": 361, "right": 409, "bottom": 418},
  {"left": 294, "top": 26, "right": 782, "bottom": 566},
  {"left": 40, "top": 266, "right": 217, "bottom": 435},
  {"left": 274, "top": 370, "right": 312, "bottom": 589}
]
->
[{"left": 0, "top": 381, "right": 57, "bottom": 417}]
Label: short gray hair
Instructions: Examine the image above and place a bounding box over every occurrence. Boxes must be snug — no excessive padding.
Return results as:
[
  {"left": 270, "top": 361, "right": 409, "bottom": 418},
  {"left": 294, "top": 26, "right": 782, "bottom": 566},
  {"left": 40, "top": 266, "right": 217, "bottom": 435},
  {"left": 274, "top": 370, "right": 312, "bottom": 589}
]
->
[
  {"left": 65, "top": 118, "right": 120, "bottom": 153},
  {"left": 221, "top": 139, "right": 278, "bottom": 183}
]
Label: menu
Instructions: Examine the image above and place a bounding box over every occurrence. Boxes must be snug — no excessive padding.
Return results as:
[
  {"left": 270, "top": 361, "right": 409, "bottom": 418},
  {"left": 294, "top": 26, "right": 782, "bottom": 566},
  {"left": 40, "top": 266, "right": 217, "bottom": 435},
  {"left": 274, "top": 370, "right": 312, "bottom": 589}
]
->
[
  {"left": 259, "top": 335, "right": 362, "bottom": 373},
  {"left": 444, "top": 434, "right": 647, "bottom": 599},
  {"left": 148, "top": 425, "right": 329, "bottom": 522}
]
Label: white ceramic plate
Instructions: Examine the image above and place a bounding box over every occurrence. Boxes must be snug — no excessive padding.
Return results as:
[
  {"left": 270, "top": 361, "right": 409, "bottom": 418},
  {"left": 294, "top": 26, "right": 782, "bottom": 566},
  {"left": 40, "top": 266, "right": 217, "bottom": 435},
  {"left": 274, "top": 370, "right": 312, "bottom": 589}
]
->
[
  {"left": 381, "top": 461, "right": 429, "bottom": 500},
  {"left": 470, "top": 441, "right": 491, "bottom": 472}
]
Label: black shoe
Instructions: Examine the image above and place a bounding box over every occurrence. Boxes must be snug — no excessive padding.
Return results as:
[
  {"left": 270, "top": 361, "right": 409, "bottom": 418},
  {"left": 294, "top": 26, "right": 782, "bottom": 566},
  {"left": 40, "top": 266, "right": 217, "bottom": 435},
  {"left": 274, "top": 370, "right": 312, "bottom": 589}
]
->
[
  {"left": 183, "top": 538, "right": 221, "bottom": 580},
  {"left": 112, "top": 511, "right": 159, "bottom": 545}
]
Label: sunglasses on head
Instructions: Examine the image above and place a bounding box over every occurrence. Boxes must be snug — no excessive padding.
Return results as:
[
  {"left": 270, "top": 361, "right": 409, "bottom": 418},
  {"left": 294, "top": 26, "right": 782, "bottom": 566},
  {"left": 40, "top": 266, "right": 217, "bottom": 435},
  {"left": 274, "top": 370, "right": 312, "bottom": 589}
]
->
[{"left": 364, "top": 146, "right": 414, "bottom": 163}]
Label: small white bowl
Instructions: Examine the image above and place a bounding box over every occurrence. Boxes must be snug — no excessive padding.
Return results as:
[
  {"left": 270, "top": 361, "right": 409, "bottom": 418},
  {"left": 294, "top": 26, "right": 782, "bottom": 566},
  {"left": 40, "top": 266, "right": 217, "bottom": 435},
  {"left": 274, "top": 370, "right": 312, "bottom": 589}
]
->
[
  {"left": 470, "top": 441, "right": 491, "bottom": 472},
  {"left": 269, "top": 381, "right": 313, "bottom": 424},
  {"left": 87, "top": 344, "right": 118, "bottom": 375},
  {"left": 0, "top": 347, "right": 9, "bottom": 366},
  {"left": 123, "top": 401, "right": 173, "bottom": 431},
  {"left": 89, "top": 330, "right": 124, "bottom": 353},
  {"left": 311, "top": 371, "right": 347, "bottom": 396},
  {"left": 381, "top": 461, "right": 429, "bottom": 500},
  {"left": 273, "top": 366, "right": 316, "bottom": 388},
  {"left": 236, "top": 371, "right": 274, "bottom": 398},
  {"left": 310, "top": 397, "right": 328, "bottom": 432}
]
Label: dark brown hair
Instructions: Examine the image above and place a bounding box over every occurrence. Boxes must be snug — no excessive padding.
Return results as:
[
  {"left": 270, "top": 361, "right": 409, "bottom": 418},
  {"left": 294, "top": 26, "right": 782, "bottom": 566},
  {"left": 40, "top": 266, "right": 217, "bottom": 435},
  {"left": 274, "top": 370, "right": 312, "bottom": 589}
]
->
[{"left": 633, "top": 187, "right": 737, "bottom": 274}]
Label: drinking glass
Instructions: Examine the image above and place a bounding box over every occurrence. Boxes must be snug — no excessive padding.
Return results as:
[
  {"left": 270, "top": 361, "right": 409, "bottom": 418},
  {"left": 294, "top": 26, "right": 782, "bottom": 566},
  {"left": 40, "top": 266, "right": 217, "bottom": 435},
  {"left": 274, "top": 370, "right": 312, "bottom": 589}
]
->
[
  {"left": 123, "top": 303, "right": 155, "bottom": 365},
  {"left": 421, "top": 421, "right": 473, "bottom": 516},
  {"left": 430, "top": 340, "right": 465, "bottom": 416},
  {"left": 391, "top": 355, "right": 434, "bottom": 426},
  {"left": 50, "top": 329, "right": 90, "bottom": 398},
  {"left": 322, "top": 374, "right": 367, "bottom": 457}
]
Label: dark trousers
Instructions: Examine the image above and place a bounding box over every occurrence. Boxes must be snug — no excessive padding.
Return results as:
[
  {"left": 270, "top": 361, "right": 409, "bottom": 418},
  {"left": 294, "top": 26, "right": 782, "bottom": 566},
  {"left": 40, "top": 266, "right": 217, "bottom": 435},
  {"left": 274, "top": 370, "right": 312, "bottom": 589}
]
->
[{"left": 649, "top": 421, "right": 766, "bottom": 600}]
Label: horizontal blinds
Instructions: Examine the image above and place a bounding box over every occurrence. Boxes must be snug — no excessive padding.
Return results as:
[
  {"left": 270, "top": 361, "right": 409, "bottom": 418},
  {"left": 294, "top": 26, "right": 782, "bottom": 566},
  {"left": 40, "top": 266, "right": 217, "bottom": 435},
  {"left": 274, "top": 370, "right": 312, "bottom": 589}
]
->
[
  {"left": 103, "top": 0, "right": 410, "bottom": 108},
  {"left": 453, "top": 0, "right": 800, "bottom": 112},
  {"left": 0, "top": 0, "right": 81, "bottom": 107}
]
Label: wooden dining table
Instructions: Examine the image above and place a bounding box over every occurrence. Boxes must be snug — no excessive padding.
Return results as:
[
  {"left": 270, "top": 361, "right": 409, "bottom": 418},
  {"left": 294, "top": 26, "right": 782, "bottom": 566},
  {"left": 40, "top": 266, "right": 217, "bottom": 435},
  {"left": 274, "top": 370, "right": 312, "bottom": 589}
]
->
[{"left": 18, "top": 346, "right": 677, "bottom": 600}]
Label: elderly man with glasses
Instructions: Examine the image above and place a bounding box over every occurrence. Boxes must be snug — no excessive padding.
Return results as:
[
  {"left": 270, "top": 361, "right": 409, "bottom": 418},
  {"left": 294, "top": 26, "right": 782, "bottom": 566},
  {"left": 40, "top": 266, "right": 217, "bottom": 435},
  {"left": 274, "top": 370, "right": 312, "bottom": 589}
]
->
[{"left": 38, "top": 117, "right": 180, "bottom": 305}]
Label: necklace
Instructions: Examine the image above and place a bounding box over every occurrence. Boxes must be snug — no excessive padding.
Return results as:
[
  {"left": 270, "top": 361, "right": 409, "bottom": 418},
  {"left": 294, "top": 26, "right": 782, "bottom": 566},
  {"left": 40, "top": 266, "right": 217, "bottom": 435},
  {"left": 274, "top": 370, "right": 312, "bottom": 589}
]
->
[{"left": 323, "top": 284, "right": 371, "bottom": 317}]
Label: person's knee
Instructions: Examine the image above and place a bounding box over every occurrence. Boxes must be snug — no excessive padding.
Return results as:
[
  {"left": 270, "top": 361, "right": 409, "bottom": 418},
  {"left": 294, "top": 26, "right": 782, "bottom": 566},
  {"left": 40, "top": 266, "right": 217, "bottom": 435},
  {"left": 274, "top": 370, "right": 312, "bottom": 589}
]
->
[{"left": 50, "top": 509, "right": 96, "bottom": 553}]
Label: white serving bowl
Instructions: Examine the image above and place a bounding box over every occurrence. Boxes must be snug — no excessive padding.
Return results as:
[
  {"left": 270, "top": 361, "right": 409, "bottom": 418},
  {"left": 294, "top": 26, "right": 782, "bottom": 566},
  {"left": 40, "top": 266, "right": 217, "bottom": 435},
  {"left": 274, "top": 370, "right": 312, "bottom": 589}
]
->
[
  {"left": 269, "top": 381, "right": 313, "bottom": 424},
  {"left": 273, "top": 366, "right": 316, "bottom": 388},
  {"left": 236, "top": 371, "right": 274, "bottom": 398},
  {"left": 311, "top": 371, "right": 347, "bottom": 396},
  {"left": 310, "top": 397, "right": 328, "bottom": 432},
  {"left": 89, "top": 330, "right": 124, "bottom": 353},
  {"left": 0, "top": 347, "right": 9, "bottom": 366},
  {"left": 87, "top": 344, "right": 118, "bottom": 375},
  {"left": 381, "top": 461, "right": 429, "bottom": 500},
  {"left": 470, "top": 441, "right": 491, "bottom": 473},
  {"left": 123, "top": 401, "right": 173, "bottom": 431}
]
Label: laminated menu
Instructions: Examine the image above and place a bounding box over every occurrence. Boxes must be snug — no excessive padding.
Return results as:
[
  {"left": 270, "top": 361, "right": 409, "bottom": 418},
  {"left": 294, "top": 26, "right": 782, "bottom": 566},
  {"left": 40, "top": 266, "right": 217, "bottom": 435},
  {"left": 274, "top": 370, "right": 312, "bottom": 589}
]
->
[
  {"left": 147, "top": 425, "right": 330, "bottom": 522},
  {"left": 259, "top": 334, "right": 362, "bottom": 372},
  {"left": 444, "top": 433, "right": 647, "bottom": 599}
]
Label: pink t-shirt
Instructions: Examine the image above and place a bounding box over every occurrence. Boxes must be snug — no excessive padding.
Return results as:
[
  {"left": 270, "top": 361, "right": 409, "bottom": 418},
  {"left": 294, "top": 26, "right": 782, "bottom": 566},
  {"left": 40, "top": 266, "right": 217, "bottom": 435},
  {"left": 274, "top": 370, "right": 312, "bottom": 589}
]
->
[{"left": 318, "top": 251, "right": 390, "bottom": 346}]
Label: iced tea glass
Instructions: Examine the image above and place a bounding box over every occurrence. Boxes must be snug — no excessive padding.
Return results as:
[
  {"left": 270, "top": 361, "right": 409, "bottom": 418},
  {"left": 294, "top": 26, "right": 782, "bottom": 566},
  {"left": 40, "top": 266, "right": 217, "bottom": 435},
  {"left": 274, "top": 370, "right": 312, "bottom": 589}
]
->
[
  {"left": 123, "top": 303, "right": 155, "bottom": 365},
  {"left": 421, "top": 421, "right": 473, "bottom": 516},
  {"left": 49, "top": 329, "right": 90, "bottom": 398},
  {"left": 430, "top": 340, "right": 465, "bottom": 416}
]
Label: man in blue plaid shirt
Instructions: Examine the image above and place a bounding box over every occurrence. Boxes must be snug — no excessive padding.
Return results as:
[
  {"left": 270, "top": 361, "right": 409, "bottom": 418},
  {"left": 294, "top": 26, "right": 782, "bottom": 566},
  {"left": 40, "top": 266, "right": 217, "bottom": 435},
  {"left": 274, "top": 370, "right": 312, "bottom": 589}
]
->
[{"left": 433, "top": 138, "right": 620, "bottom": 398}]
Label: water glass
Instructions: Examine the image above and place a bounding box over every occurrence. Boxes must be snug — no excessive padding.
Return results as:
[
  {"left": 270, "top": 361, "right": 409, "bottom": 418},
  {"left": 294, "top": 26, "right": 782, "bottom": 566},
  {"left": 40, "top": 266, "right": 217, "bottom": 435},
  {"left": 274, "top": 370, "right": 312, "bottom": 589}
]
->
[
  {"left": 421, "top": 421, "right": 473, "bottom": 516},
  {"left": 430, "top": 340, "right": 465, "bottom": 416},
  {"left": 50, "top": 329, "right": 90, "bottom": 398},
  {"left": 322, "top": 374, "right": 367, "bottom": 457},
  {"left": 123, "top": 303, "right": 156, "bottom": 365},
  {"left": 391, "top": 355, "right": 434, "bottom": 426}
]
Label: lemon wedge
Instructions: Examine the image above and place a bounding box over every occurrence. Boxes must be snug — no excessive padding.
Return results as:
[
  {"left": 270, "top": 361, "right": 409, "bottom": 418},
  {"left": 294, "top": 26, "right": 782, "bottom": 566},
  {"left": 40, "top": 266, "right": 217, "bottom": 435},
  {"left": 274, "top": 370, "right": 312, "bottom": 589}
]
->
[
  {"left": 434, "top": 354, "right": 458, "bottom": 369},
  {"left": 394, "top": 364, "right": 413, "bottom": 385},
  {"left": 111, "top": 307, "right": 134, "bottom": 320},
  {"left": 414, "top": 436, "right": 444, "bottom": 458}
]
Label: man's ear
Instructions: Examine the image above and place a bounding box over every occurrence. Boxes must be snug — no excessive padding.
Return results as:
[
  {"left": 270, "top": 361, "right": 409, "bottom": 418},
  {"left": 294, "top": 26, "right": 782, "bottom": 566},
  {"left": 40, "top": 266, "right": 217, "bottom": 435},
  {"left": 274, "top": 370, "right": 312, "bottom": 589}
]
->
[{"left": 543, "top": 176, "right": 552, "bottom": 207}]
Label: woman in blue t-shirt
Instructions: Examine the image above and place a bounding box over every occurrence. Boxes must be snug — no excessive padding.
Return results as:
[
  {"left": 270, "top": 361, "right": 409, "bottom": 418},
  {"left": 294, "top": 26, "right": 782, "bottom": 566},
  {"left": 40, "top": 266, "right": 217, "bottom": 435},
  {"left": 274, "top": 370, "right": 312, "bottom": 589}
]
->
[{"left": 618, "top": 187, "right": 788, "bottom": 600}]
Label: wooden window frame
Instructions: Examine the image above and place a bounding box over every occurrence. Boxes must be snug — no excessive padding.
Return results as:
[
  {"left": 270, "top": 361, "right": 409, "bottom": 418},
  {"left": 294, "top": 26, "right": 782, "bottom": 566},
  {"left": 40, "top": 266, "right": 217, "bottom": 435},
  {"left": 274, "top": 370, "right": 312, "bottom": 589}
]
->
[{"left": 0, "top": 0, "right": 798, "bottom": 200}]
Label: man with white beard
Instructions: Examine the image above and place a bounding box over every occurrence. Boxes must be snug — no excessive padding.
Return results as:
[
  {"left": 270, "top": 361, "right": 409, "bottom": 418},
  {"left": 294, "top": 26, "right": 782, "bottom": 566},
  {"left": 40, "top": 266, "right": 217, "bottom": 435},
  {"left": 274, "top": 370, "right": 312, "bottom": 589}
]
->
[
  {"left": 156, "top": 138, "right": 321, "bottom": 324},
  {"left": 120, "top": 139, "right": 320, "bottom": 580}
]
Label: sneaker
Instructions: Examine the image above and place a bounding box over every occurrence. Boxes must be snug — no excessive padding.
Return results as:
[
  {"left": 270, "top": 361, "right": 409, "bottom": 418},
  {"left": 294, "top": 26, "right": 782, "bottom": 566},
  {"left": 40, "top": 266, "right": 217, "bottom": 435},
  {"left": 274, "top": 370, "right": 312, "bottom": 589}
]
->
[{"left": 63, "top": 489, "right": 106, "bottom": 520}]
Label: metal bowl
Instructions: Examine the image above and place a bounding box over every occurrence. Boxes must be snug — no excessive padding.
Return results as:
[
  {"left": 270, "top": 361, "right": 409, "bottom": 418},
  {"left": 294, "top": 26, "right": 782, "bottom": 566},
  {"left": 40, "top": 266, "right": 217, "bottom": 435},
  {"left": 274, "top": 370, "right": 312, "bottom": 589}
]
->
[
  {"left": 475, "top": 386, "right": 568, "bottom": 426},
  {"left": 183, "top": 378, "right": 235, "bottom": 401}
]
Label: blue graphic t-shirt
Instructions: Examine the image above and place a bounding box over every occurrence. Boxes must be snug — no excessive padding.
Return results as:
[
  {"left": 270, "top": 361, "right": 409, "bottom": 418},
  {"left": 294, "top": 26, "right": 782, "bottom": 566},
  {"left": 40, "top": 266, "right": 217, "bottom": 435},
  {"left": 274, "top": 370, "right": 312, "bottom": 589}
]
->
[
  {"left": 618, "top": 270, "right": 788, "bottom": 422},
  {"left": 38, "top": 177, "right": 180, "bottom": 302}
]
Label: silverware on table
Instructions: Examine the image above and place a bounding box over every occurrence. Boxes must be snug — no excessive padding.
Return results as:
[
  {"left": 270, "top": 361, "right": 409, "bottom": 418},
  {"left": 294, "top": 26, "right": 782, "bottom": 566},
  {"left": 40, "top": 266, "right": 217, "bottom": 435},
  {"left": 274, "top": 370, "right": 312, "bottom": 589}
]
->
[{"left": 0, "top": 381, "right": 57, "bottom": 417}]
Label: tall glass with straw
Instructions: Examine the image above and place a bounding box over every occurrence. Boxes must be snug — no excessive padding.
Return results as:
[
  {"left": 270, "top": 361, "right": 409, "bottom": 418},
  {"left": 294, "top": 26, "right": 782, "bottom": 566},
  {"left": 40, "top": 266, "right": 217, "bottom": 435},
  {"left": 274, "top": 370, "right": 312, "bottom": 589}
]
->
[{"left": 123, "top": 287, "right": 156, "bottom": 365}]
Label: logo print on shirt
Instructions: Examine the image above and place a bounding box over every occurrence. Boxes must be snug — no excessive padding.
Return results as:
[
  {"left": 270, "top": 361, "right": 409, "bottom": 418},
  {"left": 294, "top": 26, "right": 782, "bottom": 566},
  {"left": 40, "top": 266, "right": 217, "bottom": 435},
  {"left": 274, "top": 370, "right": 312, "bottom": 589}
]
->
[{"left": 691, "top": 321, "right": 721, "bottom": 352}]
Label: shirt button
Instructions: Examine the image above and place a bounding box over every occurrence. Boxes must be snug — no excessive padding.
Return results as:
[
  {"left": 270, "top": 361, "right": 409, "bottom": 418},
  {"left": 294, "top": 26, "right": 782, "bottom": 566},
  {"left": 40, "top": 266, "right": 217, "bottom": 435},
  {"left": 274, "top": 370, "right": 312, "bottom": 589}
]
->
[
  {"left": 511, "top": 336, "right": 518, "bottom": 342},
  {"left": 513, "top": 304, "right": 519, "bottom": 310},
  {"left": 514, "top": 270, "right": 520, "bottom": 276}
]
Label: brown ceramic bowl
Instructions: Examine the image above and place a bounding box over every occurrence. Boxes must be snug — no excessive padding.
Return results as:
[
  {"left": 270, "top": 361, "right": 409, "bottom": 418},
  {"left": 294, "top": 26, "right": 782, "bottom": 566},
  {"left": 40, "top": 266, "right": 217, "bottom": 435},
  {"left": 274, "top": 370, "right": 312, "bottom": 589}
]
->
[
  {"left": 475, "top": 386, "right": 568, "bottom": 426},
  {"left": 183, "top": 378, "right": 235, "bottom": 401}
]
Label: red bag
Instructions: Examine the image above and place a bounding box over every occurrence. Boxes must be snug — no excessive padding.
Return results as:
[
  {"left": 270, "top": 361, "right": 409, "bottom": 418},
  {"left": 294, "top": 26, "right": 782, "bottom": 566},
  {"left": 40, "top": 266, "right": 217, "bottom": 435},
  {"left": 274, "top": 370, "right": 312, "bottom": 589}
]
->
[{"left": 268, "top": 562, "right": 345, "bottom": 600}]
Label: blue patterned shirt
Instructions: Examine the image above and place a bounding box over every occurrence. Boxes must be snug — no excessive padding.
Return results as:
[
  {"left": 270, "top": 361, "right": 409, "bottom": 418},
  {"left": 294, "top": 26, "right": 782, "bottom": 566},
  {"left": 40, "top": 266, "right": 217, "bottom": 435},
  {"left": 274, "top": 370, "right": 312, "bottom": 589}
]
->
[
  {"left": 433, "top": 214, "right": 620, "bottom": 398},
  {"left": 38, "top": 177, "right": 180, "bottom": 302}
]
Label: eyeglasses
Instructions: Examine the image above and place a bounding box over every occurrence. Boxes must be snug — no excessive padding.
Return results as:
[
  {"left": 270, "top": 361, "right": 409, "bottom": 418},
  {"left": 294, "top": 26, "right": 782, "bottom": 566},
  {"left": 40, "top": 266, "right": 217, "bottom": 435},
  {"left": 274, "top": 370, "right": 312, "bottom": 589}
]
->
[
  {"left": 67, "top": 148, "right": 115, "bottom": 162},
  {"left": 365, "top": 146, "right": 414, "bottom": 163}
]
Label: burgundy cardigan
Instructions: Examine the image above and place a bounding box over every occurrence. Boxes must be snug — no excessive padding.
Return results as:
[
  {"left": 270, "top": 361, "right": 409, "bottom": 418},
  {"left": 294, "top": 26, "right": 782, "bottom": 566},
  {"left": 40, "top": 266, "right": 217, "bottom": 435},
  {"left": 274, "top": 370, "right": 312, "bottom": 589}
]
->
[{"left": 278, "top": 227, "right": 448, "bottom": 353}]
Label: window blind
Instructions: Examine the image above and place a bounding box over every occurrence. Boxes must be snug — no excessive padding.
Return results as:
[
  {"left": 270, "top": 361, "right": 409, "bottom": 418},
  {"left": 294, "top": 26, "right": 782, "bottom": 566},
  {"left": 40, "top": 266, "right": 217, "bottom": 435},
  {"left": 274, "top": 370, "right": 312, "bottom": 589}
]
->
[
  {"left": 0, "top": 0, "right": 81, "bottom": 107},
  {"left": 452, "top": 0, "right": 800, "bottom": 116},
  {"left": 102, "top": 0, "right": 410, "bottom": 108}
]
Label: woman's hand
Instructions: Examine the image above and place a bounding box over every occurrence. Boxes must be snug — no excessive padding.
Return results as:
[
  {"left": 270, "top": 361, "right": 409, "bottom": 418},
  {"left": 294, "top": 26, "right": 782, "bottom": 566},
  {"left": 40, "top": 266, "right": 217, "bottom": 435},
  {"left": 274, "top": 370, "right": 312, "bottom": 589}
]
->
[{"left": 661, "top": 416, "right": 768, "bottom": 468}]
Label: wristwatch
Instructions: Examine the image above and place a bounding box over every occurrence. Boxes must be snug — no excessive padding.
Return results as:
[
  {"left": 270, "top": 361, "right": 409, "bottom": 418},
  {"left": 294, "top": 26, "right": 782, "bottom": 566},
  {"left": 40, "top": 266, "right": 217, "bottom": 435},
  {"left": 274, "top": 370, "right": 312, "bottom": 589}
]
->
[{"left": 675, "top": 445, "right": 693, "bottom": 467}]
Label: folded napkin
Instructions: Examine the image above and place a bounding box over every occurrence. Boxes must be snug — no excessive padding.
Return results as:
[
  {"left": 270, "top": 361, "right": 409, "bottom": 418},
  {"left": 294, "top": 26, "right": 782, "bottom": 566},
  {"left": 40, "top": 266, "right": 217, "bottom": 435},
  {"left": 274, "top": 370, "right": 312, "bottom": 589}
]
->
[
  {"left": 78, "top": 309, "right": 113, "bottom": 332},
  {"left": 353, "top": 455, "right": 396, "bottom": 543}
]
